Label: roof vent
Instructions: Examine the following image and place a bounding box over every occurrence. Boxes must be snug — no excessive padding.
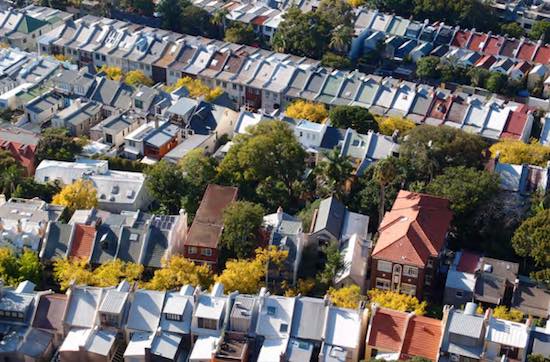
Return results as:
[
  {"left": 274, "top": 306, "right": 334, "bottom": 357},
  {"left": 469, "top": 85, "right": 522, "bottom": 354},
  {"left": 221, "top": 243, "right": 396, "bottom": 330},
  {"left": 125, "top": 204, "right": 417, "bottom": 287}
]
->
[
  {"left": 483, "top": 264, "right": 493, "bottom": 273},
  {"left": 464, "top": 302, "right": 477, "bottom": 315}
]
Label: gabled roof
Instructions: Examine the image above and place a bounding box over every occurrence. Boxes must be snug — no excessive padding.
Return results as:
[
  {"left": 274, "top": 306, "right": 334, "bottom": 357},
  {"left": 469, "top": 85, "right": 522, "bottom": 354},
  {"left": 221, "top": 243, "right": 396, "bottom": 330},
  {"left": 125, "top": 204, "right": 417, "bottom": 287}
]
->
[
  {"left": 16, "top": 15, "right": 47, "bottom": 34},
  {"left": 126, "top": 289, "right": 166, "bottom": 333},
  {"left": 372, "top": 190, "right": 452, "bottom": 267},
  {"left": 32, "top": 293, "right": 67, "bottom": 331},
  {"left": 291, "top": 297, "right": 327, "bottom": 341},
  {"left": 313, "top": 196, "right": 346, "bottom": 239},
  {"left": 367, "top": 307, "right": 407, "bottom": 351},
  {"left": 41, "top": 222, "right": 72, "bottom": 260},
  {"left": 69, "top": 224, "right": 96, "bottom": 260},
  {"left": 401, "top": 315, "right": 442, "bottom": 360}
]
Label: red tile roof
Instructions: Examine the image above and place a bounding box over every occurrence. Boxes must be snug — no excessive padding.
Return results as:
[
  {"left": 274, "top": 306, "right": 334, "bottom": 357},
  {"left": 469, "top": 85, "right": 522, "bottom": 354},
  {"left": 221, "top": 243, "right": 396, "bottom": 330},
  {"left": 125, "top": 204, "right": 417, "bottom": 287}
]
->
[
  {"left": 500, "top": 39, "right": 520, "bottom": 58},
  {"left": 32, "top": 293, "right": 68, "bottom": 331},
  {"left": 401, "top": 315, "right": 443, "bottom": 361},
  {"left": 69, "top": 224, "right": 96, "bottom": 260},
  {"left": 372, "top": 190, "right": 452, "bottom": 267},
  {"left": 456, "top": 250, "right": 481, "bottom": 273},
  {"left": 517, "top": 42, "right": 537, "bottom": 61},
  {"left": 428, "top": 95, "right": 450, "bottom": 120},
  {"left": 0, "top": 129, "right": 39, "bottom": 176},
  {"left": 367, "top": 308, "right": 408, "bottom": 352},
  {"left": 468, "top": 33, "right": 487, "bottom": 52},
  {"left": 452, "top": 30, "right": 471, "bottom": 48},
  {"left": 251, "top": 15, "right": 269, "bottom": 26},
  {"left": 501, "top": 105, "right": 530, "bottom": 140},
  {"left": 483, "top": 36, "right": 504, "bottom": 55},
  {"left": 533, "top": 45, "right": 550, "bottom": 64}
]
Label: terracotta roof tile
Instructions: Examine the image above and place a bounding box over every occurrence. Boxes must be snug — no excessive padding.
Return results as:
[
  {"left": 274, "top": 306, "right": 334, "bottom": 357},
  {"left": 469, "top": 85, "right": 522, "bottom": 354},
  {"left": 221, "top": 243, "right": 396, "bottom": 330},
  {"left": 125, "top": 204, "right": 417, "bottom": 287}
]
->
[
  {"left": 483, "top": 36, "right": 504, "bottom": 55},
  {"left": 533, "top": 45, "right": 550, "bottom": 64},
  {"left": 372, "top": 191, "right": 452, "bottom": 267},
  {"left": 69, "top": 224, "right": 96, "bottom": 260},
  {"left": 501, "top": 105, "right": 529, "bottom": 140},
  {"left": 468, "top": 33, "right": 487, "bottom": 52},
  {"left": 456, "top": 250, "right": 481, "bottom": 273},
  {"left": 475, "top": 55, "right": 497, "bottom": 69},
  {"left": 517, "top": 42, "right": 537, "bottom": 61},
  {"left": 401, "top": 315, "right": 443, "bottom": 360},
  {"left": 367, "top": 308, "right": 408, "bottom": 352},
  {"left": 452, "top": 30, "right": 471, "bottom": 48}
]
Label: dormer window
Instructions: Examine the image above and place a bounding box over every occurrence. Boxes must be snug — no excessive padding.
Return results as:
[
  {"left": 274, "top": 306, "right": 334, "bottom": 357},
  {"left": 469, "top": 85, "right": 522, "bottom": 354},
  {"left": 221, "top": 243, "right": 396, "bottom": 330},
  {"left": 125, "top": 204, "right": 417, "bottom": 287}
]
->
[
  {"left": 165, "top": 313, "right": 182, "bottom": 321},
  {"left": 267, "top": 306, "right": 276, "bottom": 316},
  {"left": 280, "top": 323, "right": 288, "bottom": 333}
]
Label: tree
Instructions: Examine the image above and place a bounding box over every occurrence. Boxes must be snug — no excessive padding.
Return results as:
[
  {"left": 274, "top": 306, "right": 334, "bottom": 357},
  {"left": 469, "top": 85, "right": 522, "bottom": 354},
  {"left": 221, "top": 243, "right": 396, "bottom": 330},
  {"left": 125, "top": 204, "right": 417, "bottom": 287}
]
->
[
  {"left": 157, "top": 0, "right": 183, "bottom": 31},
  {"left": 486, "top": 72, "right": 508, "bottom": 93},
  {"left": 373, "top": 157, "right": 399, "bottom": 225},
  {"left": 317, "top": 241, "right": 343, "bottom": 288},
  {"left": 317, "top": 0, "right": 353, "bottom": 28},
  {"left": 329, "top": 25, "right": 353, "bottom": 53},
  {"left": 92, "top": 260, "right": 143, "bottom": 287},
  {"left": 329, "top": 106, "right": 378, "bottom": 134},
  {"left": 17, "top": 249, "right": 42, "bottom": 285},
  {"left": 347, "top": 0, "right": 365, "bottom": 8},
  {"left": 321, "top": 52, "right": 352, "bottom": 70},
  {"left": 0, "top": 164, "right": 23, "bottom": 198},
  {"left": 180, "top": 4, "right": 217, "bottom": 38},
  {"left": 218, "top": 121, "right": 306, "bottom": 210},
  {"left": 501, "top": 22, "right": 525, "bottom": 38},
  {"left": 328, "top": 285, "right": 362, "bottom": 308},
  {"left": 530, "top": 20, "right": 550, "bottom": 41},
  {"left": 98, "top": 65, "right": 123, "bottom": 81},
  {"left": 511, "top": 210, "right": 550, "bottom": 286},
  {"left": 285, "top": 100, "right": 328, "bottom": 123},
  {"left": 224, "top": 23, "right": 256, "bottom": 45},
  {"left": 376, "top": 116, "right": 415, "bottom": 136},
  {"left": 13, "top": 178, "right": 60, "bottom": 202},
  {"left": 492, "top": 306, "right": 524, "bottom": 322},
  {"left": 166, "top": 77, "right": 223, "bottom": 100},
  {"left": 416, "top": 56, "right": 441, "bottom": 80},
  {"left": 133, "top": 0, "right": 155, "bottom": 16},
  {"left": 35, "top": 128, "right": 82, "bottom": 163},
  {"left": 297, "top": 199, "right": 321, "bottom": 233},
  {"left": 489, "top": 140, "right": 550, "bottom": 167},
  {"left": 215, "top": 247, "right": 288, "bottom": 293},
  {"left": 221, "top": 201, "right": 265, "bottom": 259},
  {"left": 178, "top": 149, "right": 217, "bottom": 216},
  {"left": 145, "top": 160, "right": 186, "bottom": 214},
  {"left": 146, "top": 256, "right": 213, "bottom": 290},
  {"left": 528, "top": 355, "right": 548, "bottom": 362},
  {"left": 52, "top": 180, "right": 97, "bottom": 213},
  {"left": 399, "top": 125, "right": 487, "bottom": 181},
  {"left": 124, "top": 70, "right": 154, "bottom": 87},
  {"left": 426, "top": 166, "right": 499, "bottom": 218},
  {"left": 210, "top": 9, "right": 228, "bottom": 33},
  {"left": 367, "top": 289, "right": 427, "bottom": 314},
  {"left": 467, "top": 67, "right": 490, "bottom": 88},
  {"left": 314, "top": 148, "right": 353, "bottom": 198},
  {"left": 53, "top": 258, "right": 94, "bottom": 291},
  {"left": 0, "top": 248, "right": 18, "bottom": 286}
]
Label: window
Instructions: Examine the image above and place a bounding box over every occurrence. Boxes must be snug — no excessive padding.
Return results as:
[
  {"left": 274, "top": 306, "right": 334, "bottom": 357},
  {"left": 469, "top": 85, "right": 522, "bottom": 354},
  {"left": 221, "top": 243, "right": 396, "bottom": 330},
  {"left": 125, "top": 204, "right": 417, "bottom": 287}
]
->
[
  {"left": 425, "top": 274, "right": 432, "bottom": 286},
  {"left": 400, "top": 283, "right": 416, "bottom": 296},
  {"left": 426, "top": 259, "right": 434, "bottom": 268},
  {"left": 135, "top": 99, "right": 143, "bottom": 109},
  {"left": 232, "top": 84, "right": 237, "bottom": 90},
  {"left": 106, "top": 134, "right": 113, "bottom": 144},
  {"left": 455, "top": 291, "right": 463, "bottom": 298},
  {"left": 375, "top": 278, "right": 391, "bottom": 290},
  {"left": 188, "top": 246, "right": 197, "bottom": 254},
  {"left": 198, "top": 317, "right": 218, "bottom": 330},
  {"left": 377, "top": 260, "right": 392, "bottom": 273},
  {"left": 201, "top": 248, "right": 212, "bottom": 256},
  {"left": 101, "top": 312, "right": 119, "bottom": 326},
  {"left": 44, "top": 176, "right": 49, "bottom": 182},
  {"left": 403, "top": 266, "right": 418, "bottom": 278},
  {"left": 280, "top": 323, "right": 288, "bottom": 333},
  {"left": 166, "top": 313, "right": 182, "bottom": 321},
  {"left": 267, "top": 306, "right": 276, "bottom": 316}
]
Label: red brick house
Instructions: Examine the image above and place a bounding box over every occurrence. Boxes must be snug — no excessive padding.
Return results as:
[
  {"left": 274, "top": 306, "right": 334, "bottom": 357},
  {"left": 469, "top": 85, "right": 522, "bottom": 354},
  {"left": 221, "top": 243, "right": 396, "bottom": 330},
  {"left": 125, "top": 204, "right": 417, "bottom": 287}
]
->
[
  {"left": 0, "top": 128, "right": 40, "bottom": 175},
  {"left": 183, "top": 184, "right": 238, "bottom": 269},
  {"left": 369, "top": 190, "right": 452, "bottom": 300}
]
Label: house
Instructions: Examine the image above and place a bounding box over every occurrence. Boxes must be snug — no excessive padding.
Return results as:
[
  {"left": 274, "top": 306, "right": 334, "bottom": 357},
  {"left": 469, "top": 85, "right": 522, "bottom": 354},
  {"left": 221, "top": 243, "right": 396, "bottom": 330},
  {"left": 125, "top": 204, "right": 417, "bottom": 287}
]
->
[
  {"left": 289, "top": 296, "right": 328, "bottom": 358},
  {"left": 124, "top": 289, "right": 166, "bottom": 341},
  {"left": 160, "top": 285, "right": 195, "bottom": 338},
  {"left": 32, "top": 292, "right": 68, "bottom": 347},
  {"left": 508, "top": 60, "right": 532, "bottom": 81},
  {"left": 184, "top": 184, "right": 238, "bottom": 268},
  {"left": 97, "top": 281, "right": 131, "bottom": 331},
  {"left": 228, "top": 294, "right": 257, "bottom": 335},
  {"left": 24, "top": 91, "right": 64, "bottom": 125},
  {"left": 492, "top": 160, "right": 550, "bottom": 194},
  {"left": 0, "top": 197, "right": 64, "bottom": 252},
  {"left": 35, "top": 159, "right": 151, "bottom": 213},
  {"left": 440, "top": 303, "right": 487, "bottom": 362},
  {"left": 191, "top": 283, "right": 228, "bottom": 339},
  {"left": 50, "top": 68, "right": 97, "bottom": 98},
  {"left": 91, "top": 111, "right": 147, "bottom": 148},
  {"left": 444, "top": 250, "right": 480, "bottom": 307},
  {"left": 263, "top": 207, "right": 306, "bottom": 285},
  {"left": 526, "top": 322, "right": 550, "bottom": 359},
  {"left": 0, "top": 127, "right": 40, "bottom": 175},
  {"left": 123, "top": 119, "right": 181, "bottom": 160},
  {"left": 59, "top": 327, "right": 118, "bottom": 362},
  {"left": 212, "top": 332, "right": 251, "bottom": 362},
  {"left": 320, "top": 305, "right": 366, "bottom": 362},
  {"left": 63, "top": 284, "right": 108, "bottom": 332},
  {"left": 511, "top": 278, "right": 550, "bottom": 319},
  {"left": 527, "top": 64, "right": 549, "bottom": 89},
  {"left": 370, "top": 190, "right": 453, "bottom": 300},
  {"left": 255, "top": 293, "right": 295, "bottom": 362},
  {"left": 365, "top": 306, "right": 442, "bottom": 361},
  {"left": 52, "top": 99, "right": 103, "bottom": 136},
  {"left": 484, "top": 313, "right": 531, "bottom": 361}
]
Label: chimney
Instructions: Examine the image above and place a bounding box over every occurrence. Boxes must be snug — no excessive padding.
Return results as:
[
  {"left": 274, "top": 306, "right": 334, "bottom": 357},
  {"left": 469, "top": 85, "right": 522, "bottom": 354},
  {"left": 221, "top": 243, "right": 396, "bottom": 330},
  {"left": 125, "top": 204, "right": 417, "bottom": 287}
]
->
[
  {"left": 154, "top": 117, "right": 159, "bottom": 129},
  {"left": 276, "top": 206, "right": 283, "bottom": 225},
  {"left": 484, "top": 308, "right": 493, "bottom": 322},
  {"left": 16, "top": 219, "right": 22, "bottom": 234}
]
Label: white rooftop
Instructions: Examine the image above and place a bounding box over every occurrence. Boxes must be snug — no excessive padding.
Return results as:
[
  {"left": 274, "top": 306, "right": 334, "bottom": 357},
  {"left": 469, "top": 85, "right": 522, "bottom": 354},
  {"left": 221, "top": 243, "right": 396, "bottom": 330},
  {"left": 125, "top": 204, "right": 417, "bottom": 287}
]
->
[
  {"left": 486, "top": 318, "right": 529, "bottom": 349},
  {"left": 323, "top": 307, "right": 361, "bottom": 349},
  {"left": 189, "top": 335, "right": 218, "bottom": 361}
]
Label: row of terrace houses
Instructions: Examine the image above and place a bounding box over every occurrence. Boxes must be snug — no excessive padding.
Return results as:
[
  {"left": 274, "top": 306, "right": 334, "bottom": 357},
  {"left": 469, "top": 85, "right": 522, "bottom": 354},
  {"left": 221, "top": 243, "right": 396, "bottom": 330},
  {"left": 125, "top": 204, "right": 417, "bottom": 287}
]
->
[
  {"left": 31, "top": 11, "right": 536, "bottom": 143},
  {"left": 0, "top": 279, "right": 547, "bottom": 362}
]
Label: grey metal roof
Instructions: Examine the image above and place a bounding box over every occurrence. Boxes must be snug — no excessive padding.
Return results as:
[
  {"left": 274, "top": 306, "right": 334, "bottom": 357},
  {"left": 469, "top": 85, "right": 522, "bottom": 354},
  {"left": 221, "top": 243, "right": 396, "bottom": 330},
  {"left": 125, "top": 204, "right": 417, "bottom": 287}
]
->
[
  {"left": 530, "top": 328, "right": 550, "bottom": 357},
  {"left": 291, "top": 297, "right": 326, "bottom": 341},
  {"left": 151, "top": 331, "right": 183, "bottom": 359},
  {"left": 142, "top": 224, "right": 169, "bottom": 269},
  {"left": 447, "top": 310, "right": 484, "bottom": 338},
  {"left": 117, "top": 226, "right": 146, "bottom": 264},
  {"left": 160, "top": 292, "right": 193, "bottom": 334},
  {"left": 313, "top": 196, "right": 346, "bottom": 239},
  {"left": 42, "top": 222, "right": 72, "bottom": 260},
  {"left": 0, "top": 290, "right": 34, "bottom": 315},
  {"left": 91, "top": 224, "right": 121, "bottom": 264},
  {"left": 64, "top": 286, "right": 105, "bottom": 328},
  {"left": 18, "top": 328, "right": 53, "bottom": 358},
  {"left": 126, "top": 290, "right": 166, "bottom": 333},
  {"left": 99, "top": 289, "right": 128, "bottom": 315},
  {"left": 144, "top": 122, "right": 180, "bottom": 149},
  {"left": 85, "top": 329, "right": 116, "bottom": 356},
  {"left": 286, "top": 338, "right": 314, "bottom": 362},
  {"left": 167, "top": 97, "right": 198, "bottom": 116}
]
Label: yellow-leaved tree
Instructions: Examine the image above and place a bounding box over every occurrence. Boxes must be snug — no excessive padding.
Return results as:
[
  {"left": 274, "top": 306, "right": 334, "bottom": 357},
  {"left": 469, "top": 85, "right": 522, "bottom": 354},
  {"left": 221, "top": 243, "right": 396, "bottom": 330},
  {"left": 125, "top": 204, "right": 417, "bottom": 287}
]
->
[
  {"left": 492, "top": 305, "right": 524, "bottom": 322},
  {"left": 54, "top": 54, "right": 71, "bottom": 62},
  {"left": 367, "top": 289, "right": 427, "bottom": 315},
  {"left": 216, "top": 246, "right": 288, "bottom": 294},
  {"left": 98, "top": 65, "right": 123, "bottom": 81},
  {"left": 52, "top": 179, "right": 97, "bottom": 213},
  {"left": 285, "top": 100, "right": 328, "bottom": 123},
  {"left": 93, "top": 259, "right": 144, "bottom": 287},
  {"left": 376, "top": 115, "right": 416, "bottom": 136},
  {"left": 328, "top": 285, "right": 363, "bottom": 308},
  {"left": 166, "top": 77, "right": 223, "bottom": 101},
  {"left": 489, "top": 139, "right": 550, "bottom": 167},
  {"left": 347, "top": 0, "right": 365, "bottom": 7},
  {"left": 124, "top": 70, "right": 154, "bottom": 87},
  {"left": 53, "top": 258, "right": 94, "bottom": 291},
  {"left": 146, "top": 255, "right": 213, "bottom": 290}
]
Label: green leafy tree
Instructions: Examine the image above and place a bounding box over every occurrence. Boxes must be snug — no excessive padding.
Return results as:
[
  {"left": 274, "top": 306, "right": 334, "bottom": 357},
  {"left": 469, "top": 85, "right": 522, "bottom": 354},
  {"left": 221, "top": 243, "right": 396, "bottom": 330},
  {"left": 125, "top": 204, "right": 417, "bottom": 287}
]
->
[
  {"left": 144, "top": 160, "right": 186, "bottom": 214},
  {"left": 35, "top": 128, "right": 82, "bottom": 163},
  {"left": 0, "top": 164, "right": 23, "bottom": 198},
  {"left": 297, "top": 199, "right": 321, "bottom": 233},
  {"left": 133, "top": 0, "right": 155, "bottom": 16},
  {"left": 486, "top": 72, "right": 508, "bottom": 94},
  {"left": 511, "top": 209, "right": 550, "bottom": 287},
  {"left": 426, "top": 166, "right": 500, "bottom": 218},
  {"left": 157, "top": 0, "right": 183, "bottom": 31},
  {"left": 501, "top": 22, "right": 525, "bottom": 38},
  {"left": 12, "top": 179, "right": 60, "bottom": 203},
  {"left": 321, "top": 52, "right": 352, "bottom": 70},
  {"left": 181, "top": 3, "right": 217, "bottom": 38},
  {"left": 373, "top": 157, "right": 399, "bottom": 225},
  {"left": 317, "top": 0, "right": 353, "bottom": 28},
  {"left": 317, "top": 241, "right": 343, "bottom": 289},
  {"left": 178, "top": 149, "right": 217, "bottom": 217},
  {"left": 530, "top": 20, "right": 550, "bottom": 41},
  {"left": 224, "top": 23, "right": 257, "bottom": 45},
  {"left": 17, "top": 249, "right": 42, "bottom": 285},
  {"left": 314, "top": 148, "right": 353, "bottom": 198},
  {"left": 527, "top": 355, "right": 548, "bottom": 362},
  {"left": 329, "top": 25, "right": 353, "bottom": 53},
  {"left": 467, "top": 67, "right": 491, "bottom": 88},
  {"left": 329, "top": 106, "right": 378, "bottom": 133},
  {"left": 221, "top": 201, "right": 265, "bottom": 259},
  {"left": 416, "top": 56, "right": 441, "bottom": 80},
  {"left": 218, "top": 121, "right": 306, "bottom": 210}
]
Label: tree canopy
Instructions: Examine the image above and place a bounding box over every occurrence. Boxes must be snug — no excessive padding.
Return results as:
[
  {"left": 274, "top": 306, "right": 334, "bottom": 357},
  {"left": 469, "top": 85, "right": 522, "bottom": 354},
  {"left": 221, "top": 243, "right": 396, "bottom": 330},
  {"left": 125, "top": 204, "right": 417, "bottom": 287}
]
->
[
  {"left": 329, "top": 106, "right": 378, "bottom": 133},
  {"left": 145, "top": 160, "right": 186, "bottom": 214},
  {"left": 221, "top": 201, "right": 265, "bottom": 259},
  {"left": 328, "top": 285, "right": 362, "bottom": 308},
  {"left": 178, "top": 149, "right": 217, "bottom": 217},
  {"left": 529, "top": 20, "right": 550, "bottom": 41},
  {"left": 52, "top": 179, "right": 98, "bottom": 213},
  {"left": 166, "top": 77, "right": 223, "bottom": 100},
  {"left": 124, "top": 70, "right": 154, "bottom": 87},
  {"left": 224, "top": 23, "right": 257, "bottom": 45},
  {"left": 376, "top": 116, "right": 415, "bottom": 136},
  {"left": 35, "top": 128, "right": 82, "bottom": 163},
  {"left": 314, "top": 148, "right": 353, "bottom": 198},
  {"left": 367, "top": 289, "right": 427, "bottom": 314},
  {"left": 492, "top": 306, "right": 524, "bottom": 322},
  {"left": 146, "top": 256, "right": 213, "bottom": 290},
  {"left": 0, "top": 248, "right": 42, "bottom": 286},
  {"left": 490, "top": 140, "right": 550, "bottom": 167},
  {"left": 285, "top": 100, "right": 328, "bottom": 123}
]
